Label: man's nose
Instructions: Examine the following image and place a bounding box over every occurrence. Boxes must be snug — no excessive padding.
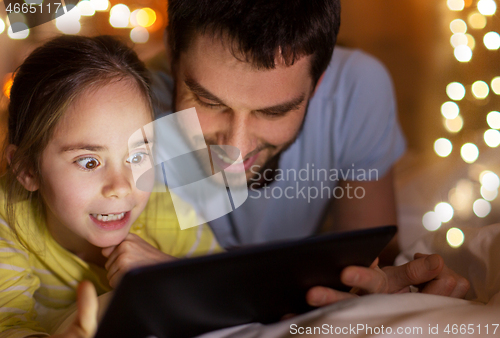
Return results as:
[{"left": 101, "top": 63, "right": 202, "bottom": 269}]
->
[
  {"left": 222, "top": 112, "right": 255, "bottom": 159},
  {"left": 102, "top": 165, "right": 132, "bottom": 199}
]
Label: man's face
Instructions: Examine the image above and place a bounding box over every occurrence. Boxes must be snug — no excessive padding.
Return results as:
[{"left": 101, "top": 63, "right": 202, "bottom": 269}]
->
[{"left": 173, "top": 34, "right": 315, "bottom": 182}]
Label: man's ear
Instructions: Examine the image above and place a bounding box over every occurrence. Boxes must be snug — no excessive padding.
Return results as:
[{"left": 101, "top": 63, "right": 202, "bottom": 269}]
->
[{"left": 5, "top": 144, "right": 39, "bottom": 192}]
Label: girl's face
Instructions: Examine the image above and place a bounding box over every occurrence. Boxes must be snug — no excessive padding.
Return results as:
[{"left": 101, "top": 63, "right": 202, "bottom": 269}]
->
[{"left": 38, "top": 81, "right": 153, "bottom": 251}]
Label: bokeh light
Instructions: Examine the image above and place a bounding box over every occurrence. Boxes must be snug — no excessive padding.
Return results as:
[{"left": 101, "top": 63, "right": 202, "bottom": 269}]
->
[
  {"left": 480, "top": 171, "right": 500, "bottom": 190},
  {"left": 136, "top": 8, "right": 156, "bottom": 27},
  {"left": 468, "top": 12, "right": 487, "bottom": 29},
  {"left": 109, "top": 4, "right": 131, "bottom": 28},
  {"left": 448, "top": 0, "right": 465, "bottom": 11},
  {"left": 460, "top": 143, "right": 479, "bottom": 163},
  {"left": 435, "top": 202, "right": 454, "bottom": 222},
  {"left": 450, "top": 19, "right": 467, "bottom": 33},
  {"left": 129, "top": 9, "right": 140, "bottom": 26},
  {"left": 422, "top": 211, "right": 442, "bottom": 231},
  {"left": 445, "top": 115, "right": 464, "bottom": 133},
  {"left": 449, "top": 179, "right": 474, "bottom": 219},
  {"left": 481, "top": 185, "right": 498, "bottom": 201},
  {"left": 487, "top": 111, "right": 500, "bottom": 128},
  {"left": 466, "top": 34, "right": 476, "bottom": 49},
  {"left": 447, "top": 82, "right": 466, "bottom": 100},
  {"left": 473, "top": 199, "right": 491, "bottom": 217},
  {"left": 484, "top": 129, "right": 500, "bottom": 147},
  {"left": 90, "top": 0, "right": 109, "bottom": 11},
  {"left": 434, "top": 138, "right": 453, "bottom": 157},
  {"left": 472, "top": 80, "right": 489, "bottom": 99},
  {"left": 0, "top": 18, "right": 5, "bottom": 35},
  {"left": 446, "top": 228, "right": 465, "bottom": 248},
  {"left": 441, "top": 101, "right": 460, "bottom": 119},
  {"left": 78, "top": 1, "right": 96, "bottom": 16},
  {"left": 8, "top": 23, "right": 29, "bottom": 39},
  {"left": 454, "top": 45, "right": 472, "bottom": 62},
  {"left": 478, "top": 0, "right": 497, "bottom": 15},
  {"left": 55, "top": 5, "right": 82, "bottom": 35},
  {"left": 492, "top": 77, "right": 500, "bottom": 95},
  {"left": 2, "top": 73, "right": 13, "bottom": 98},
  {"left": 484, "top": 32, "right": 500, "bottom": 50},
  {"left": 451, "top": 33, "right": 468, "bottom": 47},
  {"left": 130, "top": 26, "right": 149, "bottom": 43}
]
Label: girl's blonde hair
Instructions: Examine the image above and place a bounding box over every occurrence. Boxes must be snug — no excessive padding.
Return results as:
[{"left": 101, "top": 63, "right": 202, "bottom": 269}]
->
[{"left": 2, "top": 35, "right": 154, "bottom": 246}]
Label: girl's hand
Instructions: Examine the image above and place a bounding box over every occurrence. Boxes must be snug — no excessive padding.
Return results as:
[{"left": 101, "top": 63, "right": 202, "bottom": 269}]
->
[
  {"left": 102, "top": 233, "right": 176, "bottom": 288},
  {"left": 50, "top": 281, "right": 98, "bottom": 338}
]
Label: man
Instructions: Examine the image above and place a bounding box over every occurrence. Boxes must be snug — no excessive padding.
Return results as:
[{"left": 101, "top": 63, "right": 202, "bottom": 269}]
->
[{"left": 149, "top": 0, "right": 469, "bottom": 305}]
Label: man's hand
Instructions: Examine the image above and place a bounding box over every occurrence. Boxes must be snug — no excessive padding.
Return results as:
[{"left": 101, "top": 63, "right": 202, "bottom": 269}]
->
[
  {"left": 50, "top": 281, "right": 98, "bottom": 338},
  {"left": 102, "top": 233, "right": 176, "bottom": 288},
  {"left": 306, "top": 253, "right": 470, "bottom": 307}
]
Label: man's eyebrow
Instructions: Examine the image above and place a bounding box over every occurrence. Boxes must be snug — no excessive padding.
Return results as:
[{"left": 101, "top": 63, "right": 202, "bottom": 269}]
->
[
  {"left": 185, "top": 77, "right": 226, "bottom": 105},
  {"left": 256, "top": 94, "right": 306, "bottom": 115}
]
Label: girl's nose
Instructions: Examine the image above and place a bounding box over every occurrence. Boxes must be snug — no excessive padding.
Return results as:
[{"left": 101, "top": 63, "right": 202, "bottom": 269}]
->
[{"left": 102, "top": 167, "right": 132, "bottom": 199}]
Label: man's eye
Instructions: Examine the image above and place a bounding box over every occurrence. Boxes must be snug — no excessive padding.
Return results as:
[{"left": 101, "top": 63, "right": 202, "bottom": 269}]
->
[
  {"left": 195, "top": 96, "right": 223, "bottom": 109},
  {"left": 127, "top": 152, "right": 148, "bottom": 165},
  {"left": 76, "top": 157, "right": 100, "bottom": 170}
]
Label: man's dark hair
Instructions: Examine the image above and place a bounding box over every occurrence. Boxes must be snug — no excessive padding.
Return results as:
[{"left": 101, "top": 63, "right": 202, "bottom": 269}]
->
[{"left": 167, "top": 0, "right": 341, "bottom": 86}]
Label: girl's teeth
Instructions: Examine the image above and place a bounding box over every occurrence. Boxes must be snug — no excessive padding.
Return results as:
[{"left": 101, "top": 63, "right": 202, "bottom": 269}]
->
[{"left": 92, "top": 212, "right": 126, "bottom": 222}]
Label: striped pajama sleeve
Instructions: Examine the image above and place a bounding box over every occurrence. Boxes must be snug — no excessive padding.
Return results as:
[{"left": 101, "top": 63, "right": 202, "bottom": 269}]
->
[{"left": 0, "top": 219, "right": 49, "bottom": 338}]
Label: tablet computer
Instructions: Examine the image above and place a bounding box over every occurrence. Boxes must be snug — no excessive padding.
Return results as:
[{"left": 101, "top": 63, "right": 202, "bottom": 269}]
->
[{"left": 95, "top": 225, "right": 397, "bottom": 338}]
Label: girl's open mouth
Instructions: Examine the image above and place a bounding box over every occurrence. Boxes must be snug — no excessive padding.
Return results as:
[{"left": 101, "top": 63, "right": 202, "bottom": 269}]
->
[{"left": 90, "top": 211, "right": 131, "bottom": 230}]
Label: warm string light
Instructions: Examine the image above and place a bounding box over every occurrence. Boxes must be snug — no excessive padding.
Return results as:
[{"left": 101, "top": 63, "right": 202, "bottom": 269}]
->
[
  {"left": 0, "top": 18, "right": 5, "bottom": 35},
  {"left": 56, "top": 5, "right": 82, "bottom": 34},
  {"left": 4, "top": 0, "right": 158, "bottom": 43},
  {"left": 447, "top": 228, "right": 465, "bottom": 247},
  {"left": 426, "top": 1, "right": 499, "bottom": 241},
  {"left": 2, "top": 73, "right": 13, "bottom": 98}
]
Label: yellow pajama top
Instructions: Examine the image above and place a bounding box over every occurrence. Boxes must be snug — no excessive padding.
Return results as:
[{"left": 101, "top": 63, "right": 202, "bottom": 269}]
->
[{"left": 0, "top": 189, "right": 222, "bottom": 338}]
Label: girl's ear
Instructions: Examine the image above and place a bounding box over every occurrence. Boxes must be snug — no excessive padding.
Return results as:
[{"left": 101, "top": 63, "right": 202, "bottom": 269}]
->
[{"left": 5, "top": 144, "right": 40, "bottom": 192}]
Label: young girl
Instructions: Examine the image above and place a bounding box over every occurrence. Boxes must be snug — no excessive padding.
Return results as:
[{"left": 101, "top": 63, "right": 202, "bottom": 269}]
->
[{"left": 0, "top": 35, "right": 221, "bottom": 337}]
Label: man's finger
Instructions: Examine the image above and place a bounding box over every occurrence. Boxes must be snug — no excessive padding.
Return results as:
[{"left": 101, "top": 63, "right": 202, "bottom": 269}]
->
[
  {"left": 340, "top": 266, "right": 387, "bottom": 293},
  {"left": 306, "top": 286, "right": 357, "bottom": 307},
  {"left": 449, "top": 275, "right": 470, "bottom": 298},
  {"left": 385, "top": 254, "right": 444, "bottom": 292},
  {"left": 419, "top": 267, "right": 470, "bottom": 298}
]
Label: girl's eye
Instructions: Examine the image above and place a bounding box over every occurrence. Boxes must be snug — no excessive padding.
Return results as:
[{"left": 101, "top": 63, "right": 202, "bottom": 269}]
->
[
  {"left": 76, "top": 157, "right": 100, "bottom": 170},
  {"left": 127, "top": 152, "right": 148, "bottom": 165}
]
